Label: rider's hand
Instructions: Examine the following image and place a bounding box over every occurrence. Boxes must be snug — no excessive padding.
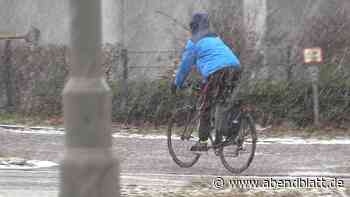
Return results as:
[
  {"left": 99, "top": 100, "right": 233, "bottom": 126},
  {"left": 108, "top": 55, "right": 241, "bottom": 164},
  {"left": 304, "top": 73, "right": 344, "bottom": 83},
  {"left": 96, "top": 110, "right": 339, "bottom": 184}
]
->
[{"left": 170, "top": 83, "right": 177, "bottom": 95}]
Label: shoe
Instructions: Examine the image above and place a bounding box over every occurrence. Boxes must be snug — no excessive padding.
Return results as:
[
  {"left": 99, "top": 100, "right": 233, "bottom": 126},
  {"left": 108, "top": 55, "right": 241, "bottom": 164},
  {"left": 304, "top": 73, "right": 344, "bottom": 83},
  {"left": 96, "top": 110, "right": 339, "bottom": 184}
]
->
[
  {"left": 190, "top": 140, "right": 208, "bottom": 152},
  {"left": 213, "top": 137, "right": 222, "bottom": 146}
]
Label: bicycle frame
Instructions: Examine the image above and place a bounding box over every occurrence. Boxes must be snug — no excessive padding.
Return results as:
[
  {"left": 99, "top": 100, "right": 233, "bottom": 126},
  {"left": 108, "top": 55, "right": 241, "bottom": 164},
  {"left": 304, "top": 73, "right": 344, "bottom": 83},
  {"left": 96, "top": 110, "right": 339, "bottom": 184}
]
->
[
  {"left": 182, "top": 81, "right": 247, "bottom": 151},
  {"left": 168, "top": 78, "right": 257, "bottom": 173}
]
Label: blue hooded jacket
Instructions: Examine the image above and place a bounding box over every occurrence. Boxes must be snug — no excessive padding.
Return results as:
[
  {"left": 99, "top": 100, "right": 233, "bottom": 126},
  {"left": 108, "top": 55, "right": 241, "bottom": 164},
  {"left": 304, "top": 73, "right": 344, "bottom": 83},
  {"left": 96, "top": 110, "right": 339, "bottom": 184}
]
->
[{"left": 175, "top": 13, "right": 240, "bottom": 88}]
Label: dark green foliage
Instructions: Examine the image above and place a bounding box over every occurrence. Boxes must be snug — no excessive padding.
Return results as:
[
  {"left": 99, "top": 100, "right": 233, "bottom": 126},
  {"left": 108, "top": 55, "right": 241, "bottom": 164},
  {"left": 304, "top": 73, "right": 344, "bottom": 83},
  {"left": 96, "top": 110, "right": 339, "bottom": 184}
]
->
[
  {"left": 245, "top": 80, "right": 314, "bottom": 127},
  {"left": 109, "top": 78, "right": 198, "bottom": 126},
  {"left": 31, "top": 62, "right": 68, "bottom": 116},
  {"left": 108, "top": 70, "right": 350, "bottom": 128},
  {"left": 110, "top": 79, "right": 173, "bottom": 125},
  {"left": 242, "top": 64, "right": 350, "bottom": 128}
]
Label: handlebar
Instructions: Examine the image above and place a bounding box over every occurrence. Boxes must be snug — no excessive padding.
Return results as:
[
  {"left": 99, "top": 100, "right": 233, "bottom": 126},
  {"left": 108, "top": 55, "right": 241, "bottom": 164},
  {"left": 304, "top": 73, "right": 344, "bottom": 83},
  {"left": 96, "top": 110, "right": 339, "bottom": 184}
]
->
[
  {"left": 174, "top": 80, "right": 202, "bottom": 98},
  {"left": 181, "top": 80, "right": 202, "bottom": 91}
]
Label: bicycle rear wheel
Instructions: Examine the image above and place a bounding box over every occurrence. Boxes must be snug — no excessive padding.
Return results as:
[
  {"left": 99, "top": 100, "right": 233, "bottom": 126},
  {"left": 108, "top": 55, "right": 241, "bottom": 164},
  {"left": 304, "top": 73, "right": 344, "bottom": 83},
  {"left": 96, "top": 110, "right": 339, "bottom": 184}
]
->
[
  {"left": 167, "top": 105, "right": 201, "bottom": 168},
  {"left": 219, "top": 114, "right": 257, "bottom": 174}
]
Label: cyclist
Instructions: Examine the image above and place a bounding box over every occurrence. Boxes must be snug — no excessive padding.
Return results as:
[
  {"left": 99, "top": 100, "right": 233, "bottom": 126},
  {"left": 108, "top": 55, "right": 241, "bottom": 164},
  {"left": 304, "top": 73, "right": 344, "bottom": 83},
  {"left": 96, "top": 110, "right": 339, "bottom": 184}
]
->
[{"left": 171, "top": 12, "right": 241, "bottom": 151}]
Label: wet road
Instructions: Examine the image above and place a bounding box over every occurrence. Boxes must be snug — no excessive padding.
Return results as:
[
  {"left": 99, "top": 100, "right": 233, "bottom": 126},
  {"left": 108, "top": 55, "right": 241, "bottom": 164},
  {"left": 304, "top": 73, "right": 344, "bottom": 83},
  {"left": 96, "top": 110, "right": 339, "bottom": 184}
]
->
[{"left": 0, "top": 128, "right": 349, "bottom": 196}]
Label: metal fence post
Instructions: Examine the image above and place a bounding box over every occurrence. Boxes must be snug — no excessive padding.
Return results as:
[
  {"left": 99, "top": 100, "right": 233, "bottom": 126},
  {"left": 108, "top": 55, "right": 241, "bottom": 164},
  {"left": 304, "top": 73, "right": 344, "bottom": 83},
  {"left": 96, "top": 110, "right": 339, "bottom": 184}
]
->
[
  {"left": 0, "top": 27, "right": 40, "bottom": 112},
  {"left": 120, "top": 48, "right": 128, "bottom": 113},
  {"left": 309, "top": 65, "right": 320, "bottom": 127},
  {"left": 59, "top": 0, "right": 120, "bottom": 196},
  {"left": 304, "top": 47, "right": 322, "bottom": 128},
  {"left": 3, "top": 40, "right": 15, "bottom": 112}
]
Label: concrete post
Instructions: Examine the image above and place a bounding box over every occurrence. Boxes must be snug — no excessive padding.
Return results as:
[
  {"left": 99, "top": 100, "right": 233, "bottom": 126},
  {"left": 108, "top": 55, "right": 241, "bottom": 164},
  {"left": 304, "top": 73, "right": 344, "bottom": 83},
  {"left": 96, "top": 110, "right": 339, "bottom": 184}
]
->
[{"left": 59, "top": 0, "right": 120, "bottom": 197}]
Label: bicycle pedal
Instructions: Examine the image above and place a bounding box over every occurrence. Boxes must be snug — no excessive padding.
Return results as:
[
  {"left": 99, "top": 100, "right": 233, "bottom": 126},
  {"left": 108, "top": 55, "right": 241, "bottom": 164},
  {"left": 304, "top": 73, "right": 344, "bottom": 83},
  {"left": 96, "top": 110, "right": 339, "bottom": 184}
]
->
[
  {"left": 191, "top": 152, "right": 202, "bottom": 156},
  {"left": 214, "top": 149, "right": 220, "bottom": 156}
]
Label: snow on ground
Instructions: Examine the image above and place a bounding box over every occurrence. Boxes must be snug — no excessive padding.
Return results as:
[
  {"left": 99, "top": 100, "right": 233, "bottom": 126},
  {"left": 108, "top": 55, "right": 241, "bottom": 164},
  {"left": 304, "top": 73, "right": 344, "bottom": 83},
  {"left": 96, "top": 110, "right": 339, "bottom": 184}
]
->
[
  {"left": 257, "top": 137, "right": 350, "bottom": 145},
  {"left": 0, "top": 157, "right": 58, "bottom": 170},
  {"left": 0, "top": 124, "right": 64, "bottom": 135},
  {"left": 288, "top": 171, "right": 350, "bottom": 177},
  {"left": 1, "top": 124, "right": 350, "bottom": 144}
]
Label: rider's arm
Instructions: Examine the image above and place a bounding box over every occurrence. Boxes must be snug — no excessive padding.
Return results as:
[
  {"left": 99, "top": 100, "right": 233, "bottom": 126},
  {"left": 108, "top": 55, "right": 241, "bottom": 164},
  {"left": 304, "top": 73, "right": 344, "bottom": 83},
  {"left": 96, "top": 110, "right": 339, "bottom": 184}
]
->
[{"left": 175, "top": 40, "right": 196, "bottom": 88}]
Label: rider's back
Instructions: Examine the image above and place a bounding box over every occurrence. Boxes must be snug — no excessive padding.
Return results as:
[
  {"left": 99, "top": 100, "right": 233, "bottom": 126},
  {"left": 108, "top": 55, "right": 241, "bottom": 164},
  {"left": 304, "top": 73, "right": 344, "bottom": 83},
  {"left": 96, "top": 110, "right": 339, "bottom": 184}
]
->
[
  {"left": 175, "top": 12, "right": 241, "bottom": 88},
  {"left": 192, "top": 37, "right": 240, "bottom": 79}
]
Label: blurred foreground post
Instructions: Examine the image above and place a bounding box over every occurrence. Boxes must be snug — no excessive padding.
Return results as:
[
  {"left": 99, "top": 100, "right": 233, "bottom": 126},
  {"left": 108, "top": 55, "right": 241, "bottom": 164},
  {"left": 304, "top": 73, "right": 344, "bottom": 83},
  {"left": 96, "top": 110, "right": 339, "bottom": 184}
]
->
[{"left": 59, "top": 0, "right": 120, "bottom": 196}]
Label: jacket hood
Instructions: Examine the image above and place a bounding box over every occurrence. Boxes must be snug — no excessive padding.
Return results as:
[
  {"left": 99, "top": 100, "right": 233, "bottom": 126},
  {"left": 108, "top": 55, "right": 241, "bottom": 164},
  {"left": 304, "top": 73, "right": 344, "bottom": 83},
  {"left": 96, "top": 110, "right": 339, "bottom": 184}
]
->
[{"left": 190, "top": 13, "right": 210, "bottom": 43}]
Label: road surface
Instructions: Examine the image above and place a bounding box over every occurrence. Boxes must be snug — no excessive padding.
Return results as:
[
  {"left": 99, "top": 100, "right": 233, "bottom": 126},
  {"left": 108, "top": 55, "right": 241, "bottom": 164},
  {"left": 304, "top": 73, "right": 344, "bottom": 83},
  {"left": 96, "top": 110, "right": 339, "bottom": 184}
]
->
[{"left": 0, "top": 127, "right": 349, "bottom": 196}]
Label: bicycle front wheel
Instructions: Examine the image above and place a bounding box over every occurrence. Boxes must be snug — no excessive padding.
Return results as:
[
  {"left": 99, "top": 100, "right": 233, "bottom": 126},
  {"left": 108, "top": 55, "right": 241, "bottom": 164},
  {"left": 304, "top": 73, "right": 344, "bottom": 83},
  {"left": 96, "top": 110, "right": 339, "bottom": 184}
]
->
[
  {"left": 219, "top": 114, "right": 257, "bottom": 174},
  {"left": 167, "top": 105, "right": 201, "bottom": 168}
]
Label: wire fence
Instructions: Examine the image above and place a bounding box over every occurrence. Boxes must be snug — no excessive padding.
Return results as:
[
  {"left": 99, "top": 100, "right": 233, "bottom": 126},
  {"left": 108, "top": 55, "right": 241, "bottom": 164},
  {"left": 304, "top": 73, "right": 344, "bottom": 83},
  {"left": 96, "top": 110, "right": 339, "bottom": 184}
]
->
[{"left": 0, "top": 41, "right": 349, "bottom": 128}]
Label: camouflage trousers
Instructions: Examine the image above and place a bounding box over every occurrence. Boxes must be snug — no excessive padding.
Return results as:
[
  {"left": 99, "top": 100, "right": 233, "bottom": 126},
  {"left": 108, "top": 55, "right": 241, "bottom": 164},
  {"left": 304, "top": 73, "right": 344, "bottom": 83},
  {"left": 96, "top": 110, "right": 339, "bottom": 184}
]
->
[{"left": 198, "top": 67, "right": 241, "bottom": 142}]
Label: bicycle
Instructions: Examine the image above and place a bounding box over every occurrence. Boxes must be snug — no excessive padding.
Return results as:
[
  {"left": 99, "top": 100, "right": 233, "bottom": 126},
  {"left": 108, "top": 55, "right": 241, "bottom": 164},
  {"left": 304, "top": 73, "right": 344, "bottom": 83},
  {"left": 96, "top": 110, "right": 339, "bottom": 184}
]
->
[{"left": 167, "top": 80, "right": 257, "bottom": 174}]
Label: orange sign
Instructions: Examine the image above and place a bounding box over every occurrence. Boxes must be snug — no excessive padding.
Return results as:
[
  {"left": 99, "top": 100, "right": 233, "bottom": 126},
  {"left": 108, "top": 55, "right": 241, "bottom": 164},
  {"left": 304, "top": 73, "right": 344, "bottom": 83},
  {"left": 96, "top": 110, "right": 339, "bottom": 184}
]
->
[{"left": 304, "top": 48, "right": 323, "bottom": 64}]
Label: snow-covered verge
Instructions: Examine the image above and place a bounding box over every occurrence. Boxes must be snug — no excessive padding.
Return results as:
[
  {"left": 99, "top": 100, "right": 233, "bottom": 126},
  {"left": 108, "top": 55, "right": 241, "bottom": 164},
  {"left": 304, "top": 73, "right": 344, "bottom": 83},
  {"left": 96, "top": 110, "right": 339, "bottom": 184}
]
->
[
  {"left": 1, "top": 124, "right": 350, "bottom": 145},
  {"left": 0, "top": 157, "right": 58, "bottom": 170},
  {"left": 0, "top": 186, "right": 348, "bottom": 197},
  {"left": 122, "top": 175, "right": 349, "bottom": 197},
  {"left": 0, "top": 186, "right": 347, "bottom": 197},
  {"left": 170, "top": 188, "right": 349, "bottom": 197}
]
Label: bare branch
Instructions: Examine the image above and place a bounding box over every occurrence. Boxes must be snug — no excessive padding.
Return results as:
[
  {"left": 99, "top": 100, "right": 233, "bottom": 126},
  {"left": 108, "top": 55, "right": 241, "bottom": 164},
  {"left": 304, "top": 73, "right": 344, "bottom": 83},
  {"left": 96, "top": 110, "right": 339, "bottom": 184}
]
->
[{"left": 155, "top": 10, "right": 190, "bottom": 32}]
